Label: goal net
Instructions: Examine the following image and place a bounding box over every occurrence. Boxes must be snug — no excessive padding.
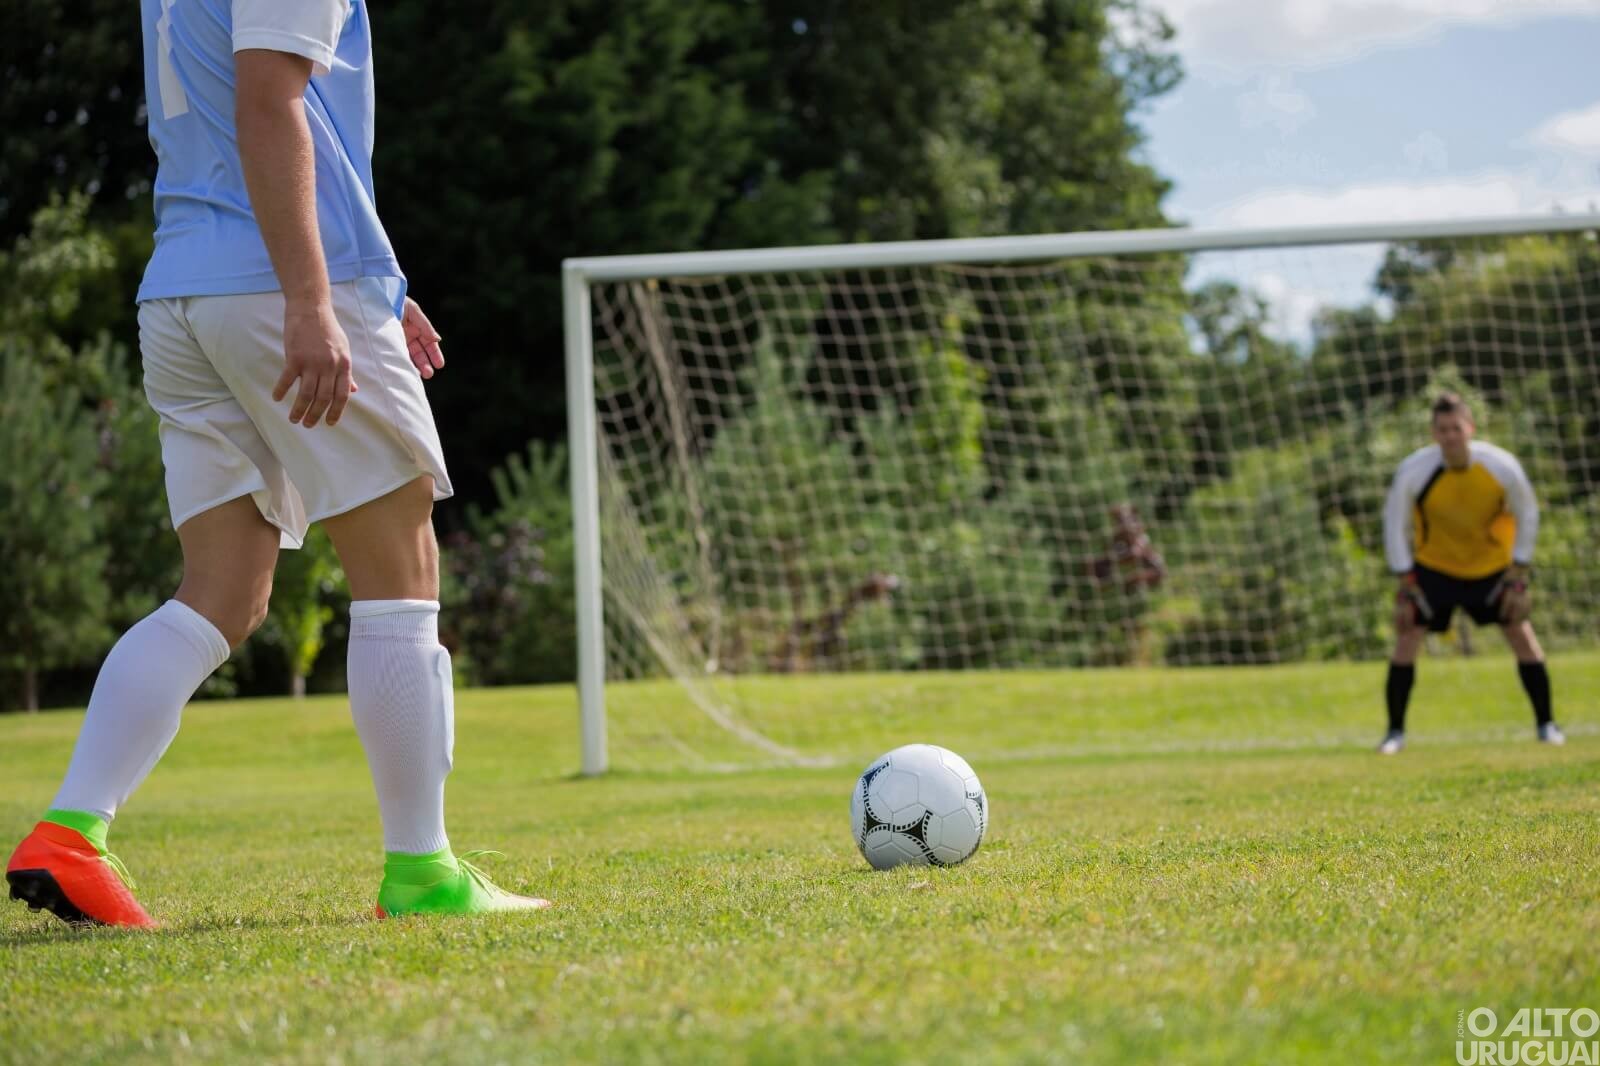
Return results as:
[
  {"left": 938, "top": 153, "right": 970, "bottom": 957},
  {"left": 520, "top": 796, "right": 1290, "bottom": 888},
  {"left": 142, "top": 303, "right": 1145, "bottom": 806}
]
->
[{"left": 565, "top": 217, "right": 1600, "bottom": 771}]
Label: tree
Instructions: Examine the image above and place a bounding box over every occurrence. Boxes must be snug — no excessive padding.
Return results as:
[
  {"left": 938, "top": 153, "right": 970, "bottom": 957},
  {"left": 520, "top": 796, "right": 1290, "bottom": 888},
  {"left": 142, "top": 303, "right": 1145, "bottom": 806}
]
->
[
  {"left": 752, "top": 0, "right": 1179, "bottom": 242},
  {"left": 0, "top": 353, "right": 111, "bottom": 710},
  {"left": 370, "top": 0, "right": 1182, "bottom": 503},
  {"left": 0, "top": 192, "right": 115, "bottom": 349},
  {"left": 696, "top": 340, "right": 878, "bottom": 670},
  {"left": 92, "top": 342, "right": 184, "bottom": 632},
  {"left": 0, "top": 194, "right": 172, "bottom": 709},
  {"left": 1161, "top": 445, "right": 1388, "bottom": 665},
  {"left": 997, "top": 360, "right": 1150, "bottom": 665},
  {"left": 440, "top": 441, "right": 575, "bottom": 685},
  {"left": 1185, "top": 279, "right": 1308, "bottom": 485},
  {"left": 0, "top": 1, "right": 152, "bottom": 245},
  {"left": 1373, "top": 240, "right": 1458, "bottom": 308},
  {"left": 1312, "top": 232, "right": 1600, "bottom": 504},
  {"left": 257, "top": 528, "right": 344, "bottom": 698},
  {"left": 370, "top": 0, "right": 815, "bottom": 504},
  {"left": 2, "top": 194, "right": 185, "bottom": 655}
]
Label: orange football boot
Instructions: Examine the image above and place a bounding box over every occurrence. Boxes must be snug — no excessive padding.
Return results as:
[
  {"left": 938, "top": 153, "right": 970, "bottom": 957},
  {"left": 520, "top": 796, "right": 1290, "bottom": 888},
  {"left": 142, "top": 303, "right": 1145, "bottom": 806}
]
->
[{"left": 6, "top": 821, "right": 157, "bottom": 929}]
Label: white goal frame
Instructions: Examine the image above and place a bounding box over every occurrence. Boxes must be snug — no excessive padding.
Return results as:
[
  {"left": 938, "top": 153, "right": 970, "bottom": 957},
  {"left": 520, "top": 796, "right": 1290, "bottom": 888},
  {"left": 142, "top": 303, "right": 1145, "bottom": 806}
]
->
[{"left": 562, "top": 211, "right": 1600, "bottom": 775}]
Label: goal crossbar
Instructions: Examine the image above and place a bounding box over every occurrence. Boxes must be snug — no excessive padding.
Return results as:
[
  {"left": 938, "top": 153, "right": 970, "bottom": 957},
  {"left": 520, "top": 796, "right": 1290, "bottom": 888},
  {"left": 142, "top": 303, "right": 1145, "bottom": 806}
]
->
[{"left": 564, "top": 212, "right": 1600, "bottom": 283}]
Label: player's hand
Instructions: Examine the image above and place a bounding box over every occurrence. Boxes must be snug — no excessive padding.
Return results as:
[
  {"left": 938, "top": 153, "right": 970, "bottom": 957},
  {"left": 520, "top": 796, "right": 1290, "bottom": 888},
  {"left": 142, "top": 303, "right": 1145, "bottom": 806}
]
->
[
  {"left": 1488, "top": 564, "right": 1532, "bottom": 625},
  {"left": 402, "top": 297, "right": 445, "bottom": 379},
  {"left": 1395, "top": 571, "right": 1434, "bottom": 631},
  {"left": 274, "top": 300, "right": 356, "bottom": 428}
]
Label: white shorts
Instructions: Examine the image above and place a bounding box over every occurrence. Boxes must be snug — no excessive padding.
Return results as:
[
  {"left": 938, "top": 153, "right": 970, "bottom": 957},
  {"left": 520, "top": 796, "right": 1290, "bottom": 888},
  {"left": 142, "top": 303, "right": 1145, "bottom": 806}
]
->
[{"left": 139, "top": 277, "right": 453, "bottom": 549}]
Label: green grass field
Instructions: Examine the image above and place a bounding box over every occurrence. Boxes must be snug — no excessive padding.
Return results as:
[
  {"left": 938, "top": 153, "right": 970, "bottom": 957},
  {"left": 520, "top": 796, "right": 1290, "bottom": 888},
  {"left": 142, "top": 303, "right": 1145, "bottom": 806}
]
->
[{"left": 3, "top": 655, "right": 1598, "bottom": 1064}]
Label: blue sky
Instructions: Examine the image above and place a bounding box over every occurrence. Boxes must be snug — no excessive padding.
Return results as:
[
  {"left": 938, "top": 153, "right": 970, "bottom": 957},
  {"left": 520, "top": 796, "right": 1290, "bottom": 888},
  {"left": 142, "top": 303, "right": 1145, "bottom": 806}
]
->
[
  {"left": 1133, "top": 0, "right": 1600, "bottom": 336},
  {"left": 1141, "top": 2, "right": 1600, "bottom": 227}
]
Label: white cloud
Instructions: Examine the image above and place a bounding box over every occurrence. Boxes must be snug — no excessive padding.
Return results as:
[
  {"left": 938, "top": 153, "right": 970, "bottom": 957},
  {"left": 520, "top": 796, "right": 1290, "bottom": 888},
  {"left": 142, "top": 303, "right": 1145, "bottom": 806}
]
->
[
  {"left": 1213, "top": 178, "right": 1518, "bottom": 228},
  {"left": 1251, "top": 270, "right": 1330, "bottom": 341},
  {"left": 1184, "top": 251, "right": 1381, "bottom": 347},
  {"left": 1235, "top": 74, "right": 1316, "bottom": 134},
  {"left": 1154, "top": 0, "right": 1600, "bottom": 71},
  {"left": 1182, "top": 170, "right": 1600, "bottom": 344},
  {"left": 1401, "top": 131, "right": 1449, "bottom": 174},
  {"left": 1206, "top": 172, "right": 1598, "bottom": 229},
  {"left": 1530, "top": 100, "right": 1600, "bottom": 155}
]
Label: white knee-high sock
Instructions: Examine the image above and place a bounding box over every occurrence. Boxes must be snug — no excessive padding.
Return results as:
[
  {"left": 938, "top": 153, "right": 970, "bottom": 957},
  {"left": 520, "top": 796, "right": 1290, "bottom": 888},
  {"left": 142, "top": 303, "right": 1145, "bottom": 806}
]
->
[
  {"left": 52, "top": 599, "right": 231, "bottom": 821},
  {"left": 346, "top": 600, "right": 454, "bottom": 856}
]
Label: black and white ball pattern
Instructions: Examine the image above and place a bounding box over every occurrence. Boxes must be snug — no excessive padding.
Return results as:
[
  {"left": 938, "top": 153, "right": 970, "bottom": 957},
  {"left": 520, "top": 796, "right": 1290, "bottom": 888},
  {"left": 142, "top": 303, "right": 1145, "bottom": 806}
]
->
[{"left": 850, "top": 744, "right": 987, "bottom": 869}]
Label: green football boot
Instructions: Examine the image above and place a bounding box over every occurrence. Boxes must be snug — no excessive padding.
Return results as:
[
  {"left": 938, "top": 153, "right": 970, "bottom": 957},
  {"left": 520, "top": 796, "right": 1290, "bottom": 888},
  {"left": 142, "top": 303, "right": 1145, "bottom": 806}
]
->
[{"left": 375, "top": 849, "right": 551, "bottom": 918}]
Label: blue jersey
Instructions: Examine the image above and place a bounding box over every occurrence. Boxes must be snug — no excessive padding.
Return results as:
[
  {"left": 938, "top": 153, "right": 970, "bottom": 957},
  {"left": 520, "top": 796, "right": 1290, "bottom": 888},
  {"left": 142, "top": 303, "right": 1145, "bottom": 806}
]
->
[{"left": 136, "top": 0, "right": 404, "bottom": 313}]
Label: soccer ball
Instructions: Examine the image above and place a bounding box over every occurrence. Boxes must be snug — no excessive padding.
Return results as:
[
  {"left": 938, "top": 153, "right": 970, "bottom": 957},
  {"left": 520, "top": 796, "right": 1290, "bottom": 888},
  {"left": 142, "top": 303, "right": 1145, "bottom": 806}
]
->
[{"left": 850, "top": 744, "right": 987, "bottom": 869}]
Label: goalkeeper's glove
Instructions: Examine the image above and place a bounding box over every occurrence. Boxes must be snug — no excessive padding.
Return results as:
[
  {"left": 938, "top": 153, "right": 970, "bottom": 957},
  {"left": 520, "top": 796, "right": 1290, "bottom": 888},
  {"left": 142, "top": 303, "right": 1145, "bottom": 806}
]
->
[
  {"left": 1395, "top": 571, "right": 1434, "bottom": 629},
  {"left": 1487, "top": 564, "right": 1532, "bottom": 625}
]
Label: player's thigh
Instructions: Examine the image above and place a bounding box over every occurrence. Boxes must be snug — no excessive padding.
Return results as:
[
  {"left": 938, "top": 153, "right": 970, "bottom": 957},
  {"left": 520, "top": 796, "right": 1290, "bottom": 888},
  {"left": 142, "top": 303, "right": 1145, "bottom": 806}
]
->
[
  {"left": 319, "top": 475, "right": 440, "bottom": 602},
  {"left": 1501, "top": 620, "right": 1544, "bottom": 662},
  {"left": 174, "top": 495, "right": 281, "bottom": 648},
  {"left": 1391, "top": 626, "right": 1427, "bottom": 664}
]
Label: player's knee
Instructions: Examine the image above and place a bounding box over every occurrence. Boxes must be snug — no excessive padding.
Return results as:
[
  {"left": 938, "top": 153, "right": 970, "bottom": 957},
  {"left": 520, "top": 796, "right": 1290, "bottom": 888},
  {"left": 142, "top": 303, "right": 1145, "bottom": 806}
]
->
[
  {"left": 184, "top": 581, "right": 272, "bottom": 649},
  {"left": 212, "top": 598, "right": 268, "bottom": 649},
  {"left": 324, "top": 477, "right": 440, "bottom": 600},
  {"left": 1501, "top": 622, "right": 1541, "bottom": 658},
  {"left": 243, "top": 588, "right": 272, "bottom": 641}
]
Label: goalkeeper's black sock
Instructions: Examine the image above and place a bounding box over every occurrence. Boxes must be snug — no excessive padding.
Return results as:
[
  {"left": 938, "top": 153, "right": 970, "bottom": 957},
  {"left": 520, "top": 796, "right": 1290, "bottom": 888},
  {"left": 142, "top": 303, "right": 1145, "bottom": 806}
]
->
[
  {"left": 1517, "top": 661, "right": 1552, "bottom": 728},
  {"left": 1386, "top": 663, "right": 1415, "bottom": 733}
]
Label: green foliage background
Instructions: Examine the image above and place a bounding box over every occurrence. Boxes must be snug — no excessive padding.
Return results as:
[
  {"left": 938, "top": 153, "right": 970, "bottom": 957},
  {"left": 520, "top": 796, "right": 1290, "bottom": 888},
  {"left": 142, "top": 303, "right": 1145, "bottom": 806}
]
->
[{"left": 2, "top": 3, "right": 1597, "bottom": 708}]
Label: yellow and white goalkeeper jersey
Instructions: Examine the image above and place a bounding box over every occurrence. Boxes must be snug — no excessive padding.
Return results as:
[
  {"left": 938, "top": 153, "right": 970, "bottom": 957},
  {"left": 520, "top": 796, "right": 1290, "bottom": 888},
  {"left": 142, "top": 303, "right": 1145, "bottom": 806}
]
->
[{"left": 1383, "top": 441, "right": 1538, "bottom": 580}]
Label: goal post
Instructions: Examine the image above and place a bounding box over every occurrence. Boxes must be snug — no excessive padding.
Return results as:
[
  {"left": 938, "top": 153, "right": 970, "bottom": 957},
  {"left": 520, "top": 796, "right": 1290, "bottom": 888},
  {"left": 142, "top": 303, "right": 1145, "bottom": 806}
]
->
[
  {"left": 563, "top": 212, "right": 1600, "bottom": 775},
  {"left": 563, "top": 261, "right": 608, "bottom": 776}
]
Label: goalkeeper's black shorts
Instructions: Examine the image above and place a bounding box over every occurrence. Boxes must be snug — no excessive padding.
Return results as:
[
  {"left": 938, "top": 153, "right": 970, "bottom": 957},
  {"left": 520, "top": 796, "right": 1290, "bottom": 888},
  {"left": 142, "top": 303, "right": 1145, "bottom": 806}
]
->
[{"left": 1413, "top": 562, "right": 1508, "bottom": 632}]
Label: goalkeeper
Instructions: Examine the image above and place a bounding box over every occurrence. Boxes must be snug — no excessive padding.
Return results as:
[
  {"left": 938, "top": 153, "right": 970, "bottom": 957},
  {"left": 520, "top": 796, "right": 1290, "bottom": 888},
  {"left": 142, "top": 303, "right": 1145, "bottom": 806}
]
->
[{"left": 1378, "top": 393, "right": 1564, "bottom": 754}]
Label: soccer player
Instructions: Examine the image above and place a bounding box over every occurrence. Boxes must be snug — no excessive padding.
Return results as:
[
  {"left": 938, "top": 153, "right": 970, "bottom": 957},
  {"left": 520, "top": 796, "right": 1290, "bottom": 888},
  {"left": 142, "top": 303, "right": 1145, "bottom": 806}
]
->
[
  {"left": 6, "top": 0, "right": 549, "bottom": 927},
  {"left": 1378, "top": 392, "right": 1565, "bottom": 754}
]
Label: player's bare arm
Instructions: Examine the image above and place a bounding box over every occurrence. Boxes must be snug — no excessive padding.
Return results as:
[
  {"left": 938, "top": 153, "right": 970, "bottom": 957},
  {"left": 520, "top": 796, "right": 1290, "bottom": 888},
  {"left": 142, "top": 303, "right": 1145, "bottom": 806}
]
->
[{"left": 235, "top": 47, "right": 355, "bottom": 429}]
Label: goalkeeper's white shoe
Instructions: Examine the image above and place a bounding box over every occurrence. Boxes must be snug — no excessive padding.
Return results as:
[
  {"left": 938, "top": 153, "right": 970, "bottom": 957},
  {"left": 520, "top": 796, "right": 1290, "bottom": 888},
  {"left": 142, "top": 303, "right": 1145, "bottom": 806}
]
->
[
  {"left": 1377, "top": 730, "right": 1406, "bottom": 755},
  {"left": 1538, "top": 722, "right": 1567, "bottom": 746}
]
